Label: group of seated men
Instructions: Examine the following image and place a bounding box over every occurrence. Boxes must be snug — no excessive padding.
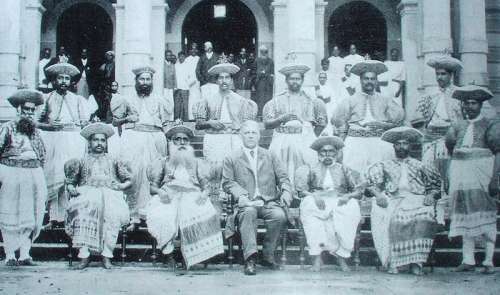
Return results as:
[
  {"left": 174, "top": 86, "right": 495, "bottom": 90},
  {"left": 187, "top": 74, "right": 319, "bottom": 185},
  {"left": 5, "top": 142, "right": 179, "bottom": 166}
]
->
[{"left": 0, "top": 51, "right": 498, "bottom": 277}]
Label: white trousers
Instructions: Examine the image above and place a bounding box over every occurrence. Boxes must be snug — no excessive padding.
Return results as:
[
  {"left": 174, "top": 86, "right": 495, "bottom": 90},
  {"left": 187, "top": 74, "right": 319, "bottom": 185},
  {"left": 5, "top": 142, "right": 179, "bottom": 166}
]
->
[
  {"left": 462, "top": 232, "right": 496, "bottom": 267},
  {"left": 1, "top": 228, "right": 32, "bottom": 260}
]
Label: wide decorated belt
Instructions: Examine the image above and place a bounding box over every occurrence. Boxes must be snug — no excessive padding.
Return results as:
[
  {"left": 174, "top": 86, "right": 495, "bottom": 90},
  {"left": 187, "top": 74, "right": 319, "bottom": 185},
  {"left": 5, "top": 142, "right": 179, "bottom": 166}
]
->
[
  {"left": 205, "top": 125, "right": 240, "bottom": 134},
  {"left": 451, "top": 148, "right": 493, "bottom": 160},
  {"left": 43, "top": 123, "right": 80, "bottom": 132},
  {"left": 424, "top": 125, "right": 450, "bottom": 142},
  {"left": 347, "top": 128, "right": 384, "bottom": 138},
  {"left": 275, "top": 126, "right": 303, "bottom": 134},
  {"left": 0, "top": 158, "right": 41, "bottom": 168},
  {"left": 123, "top": 123, "right": 162, "bottom": 132}
]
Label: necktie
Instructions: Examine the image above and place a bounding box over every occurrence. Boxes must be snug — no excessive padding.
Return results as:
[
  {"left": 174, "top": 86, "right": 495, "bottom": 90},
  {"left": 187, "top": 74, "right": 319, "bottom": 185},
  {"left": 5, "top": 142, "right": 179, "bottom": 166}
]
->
[{"left": 250, "top": 150, "right": 255, "bottom": 159}]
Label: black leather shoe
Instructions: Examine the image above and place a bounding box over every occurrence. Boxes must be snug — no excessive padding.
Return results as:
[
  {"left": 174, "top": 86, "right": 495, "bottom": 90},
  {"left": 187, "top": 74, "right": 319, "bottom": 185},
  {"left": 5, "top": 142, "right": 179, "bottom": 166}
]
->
[
  {"left": 259, "top": 259, "right": 281, "bottom": 270},
  {"left": 18, "top": 258, "right": 37, "bottom": 266},
  {"left": 244, "top": 258, "right": 256, "bottom": 275},
  {"left": 76, "top": 258, "right": 90, "bottom": 270}
]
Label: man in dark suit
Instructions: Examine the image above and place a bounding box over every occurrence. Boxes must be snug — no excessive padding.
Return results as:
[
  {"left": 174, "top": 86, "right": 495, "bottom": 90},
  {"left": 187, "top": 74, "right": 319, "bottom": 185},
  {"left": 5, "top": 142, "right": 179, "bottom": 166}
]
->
[
  {"left": 234, "top": 48, "right": 254, "bottom": 99},
  {"left": 222, "top": 120, "right": 292, "bottom": 275},
  {"left": 44, "top": 46, "right": 70, "bottom": 81},
  {"left": 195, "top": 41, "right": 219, "bottom": 86},
  {"left": 72, "top": 48, "right": 92, "bottom": 98}
]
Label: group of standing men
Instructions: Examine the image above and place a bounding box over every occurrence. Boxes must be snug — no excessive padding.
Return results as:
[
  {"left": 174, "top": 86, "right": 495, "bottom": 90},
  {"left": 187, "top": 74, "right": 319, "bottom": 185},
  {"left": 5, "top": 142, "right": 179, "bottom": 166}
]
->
[{"left": 0, "top": 45, "right": 498, "bottom": 278}]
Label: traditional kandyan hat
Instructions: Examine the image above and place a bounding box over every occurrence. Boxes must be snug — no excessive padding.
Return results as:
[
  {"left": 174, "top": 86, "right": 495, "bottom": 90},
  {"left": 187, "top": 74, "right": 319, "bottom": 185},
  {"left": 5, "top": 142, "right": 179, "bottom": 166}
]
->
[
  {"left": 279, "top": 53, "right": 310, "bottom": 76},
  {"left": 45, "top": 62, "right": 80, "bottom": 78},
  {"left": 427, "top": 52, "right": 463, "bottom": 73},
  {"left": 451, "top": 84, "right": 494, "bottom": 102},
  {"left": 165, "top": 124, "right": 194, "bottom": 139},
  {"left": 310, "top": 136, "right": 344, "bottom": 151},
  {"left": 207, "top": 54, "right": 240, "bottom": 76},
  {"left": 80, "top": 122, "right": 115, "bottom": 140},
  {"left": 381, "top": 126, "right": 423, "bottom": 144},
  {"left": 132, "top": 66, "right": 156, "bottom": 77},
  {"left": 7, "top": 89, "right": 44, "bottom": 108},
  {"left": 350, "top": 60, "right": 388, "bottom": 76}
]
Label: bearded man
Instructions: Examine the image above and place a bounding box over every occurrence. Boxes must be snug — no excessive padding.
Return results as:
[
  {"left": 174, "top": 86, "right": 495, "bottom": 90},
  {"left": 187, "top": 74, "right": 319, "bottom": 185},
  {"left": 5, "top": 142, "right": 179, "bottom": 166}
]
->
[
  {"left": 64, "top": 123, "right": 131, "bottom": 269},
  {"left": 367, "top": 127, "right": 442, "bottom": 275},
  {"left": 0, "top": 90, "right": 47, "bottom": 267},
  {"left": 295, "top": 136, "right": 363, "bottom": 272},
  {"left": 145, "top": 125, "right": 223, "bottom": 269},
  {"left": 112, "top": 66, "right": 172, "bottom": 228},
  {"left": 39, "top": 63, "right": 89, "bottom": 225}
]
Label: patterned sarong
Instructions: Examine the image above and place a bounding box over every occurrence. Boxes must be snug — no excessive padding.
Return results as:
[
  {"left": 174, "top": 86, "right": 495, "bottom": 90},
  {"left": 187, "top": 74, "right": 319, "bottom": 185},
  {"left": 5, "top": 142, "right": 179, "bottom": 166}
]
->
[
  {"left": 448, "top": 148, "right": 496, "bottom": 238},
  {"left": 371, "top": 192, "right": 439, "bottom": 268}
]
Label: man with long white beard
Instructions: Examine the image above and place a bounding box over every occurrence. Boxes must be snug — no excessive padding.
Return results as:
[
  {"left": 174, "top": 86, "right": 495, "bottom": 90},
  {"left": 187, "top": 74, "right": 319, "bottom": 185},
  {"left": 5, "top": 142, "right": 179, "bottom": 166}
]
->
[
  {"left": 0, "top": 90, "right": 47, "bottom": 267},
  {"left": 145, "top": 125, "right": 223, "bottom": 270},
  {"left": 295, "top": 136, "right": 363, "bottom": 272},
  {"left": 112, "top": 66, "right": 172, "bottom": 229},
  {"left": 38, "top": 63, "right": 89, "bottom": 226},
  {"left": 64, "top": 123, "right": 131, "bottom": 269}
]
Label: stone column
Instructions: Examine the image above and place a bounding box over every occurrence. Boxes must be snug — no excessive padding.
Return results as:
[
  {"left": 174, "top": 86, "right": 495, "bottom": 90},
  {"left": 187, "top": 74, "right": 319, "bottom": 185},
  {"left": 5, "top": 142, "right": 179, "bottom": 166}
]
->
[
  {"left": 271, "top": 0, "right": 288, "bottom": 94},
  {"left": 315, "top": 1, "right": 328, "bottom": 67},
  {"left": 113, "top": 1, "right": 125, "bottom": 93},
  {"left": 120, "top": 0, "right": 152, "bottom": 97},
  {"left": 287, "top": 0, "right": 316, "bottom": 90},
  {"left": 151, "top": 1, "right": 168, "bottom": 97},
  {"left": 399, "top": 0, "right": 420, "bottom": 121},
  {"left": 22, "top": 0, "right": 45, "bottom": 90},
  {"left": 421, "top": 0, "right": 452, "bottom": 91},
  {"left": 0, "top": 0, "right": 22, "bottom": 120},
  {"left": 486, "top": 0, "right": 500, "bottom": 109},
  {"left": 458, "top": 0, "right": 489, "bottom": 87}
]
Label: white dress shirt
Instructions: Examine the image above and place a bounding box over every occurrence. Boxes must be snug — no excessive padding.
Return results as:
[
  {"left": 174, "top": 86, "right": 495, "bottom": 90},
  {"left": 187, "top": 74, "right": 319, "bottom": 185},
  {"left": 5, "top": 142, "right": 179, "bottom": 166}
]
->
[{"left": 244, "top": 147, "right": 260, "bottom": 196}]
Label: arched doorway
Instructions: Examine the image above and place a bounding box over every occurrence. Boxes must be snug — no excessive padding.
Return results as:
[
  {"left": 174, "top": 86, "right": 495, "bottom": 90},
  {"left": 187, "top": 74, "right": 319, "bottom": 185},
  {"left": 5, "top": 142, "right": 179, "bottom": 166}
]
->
[
  {"left": 328, "top": 1, "right": 387, "bottom": 59},
  {"left": 181, "top": 0, "right": 257, "bottom": 55},
  {"left": 57, "top": 3, "right": 113, "bottom": 71}
]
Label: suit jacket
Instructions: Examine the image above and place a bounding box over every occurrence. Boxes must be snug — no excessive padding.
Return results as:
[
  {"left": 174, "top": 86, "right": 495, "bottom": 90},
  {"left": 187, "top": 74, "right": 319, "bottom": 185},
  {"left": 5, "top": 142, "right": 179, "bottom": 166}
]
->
[
  {"left": 222, "top": 147, "right": 291, "bottom": 202},
  {"left": 196, "top": 53, "right": 219, "bottom": 85},
  {"left": 72, "top": 58, "right": 92, "bottom": 83}
]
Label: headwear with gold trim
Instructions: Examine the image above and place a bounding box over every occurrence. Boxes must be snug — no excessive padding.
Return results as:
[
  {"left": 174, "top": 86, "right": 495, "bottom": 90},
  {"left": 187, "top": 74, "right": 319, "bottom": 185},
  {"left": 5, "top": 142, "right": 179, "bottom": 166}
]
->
[
  {"left": 426, "top": 50, "right": 463, "bottom": 72},
  {"left": 350, "top": 60, "right": 388, "bottom": 76},
  {"left": 310, "top": 136, "right": 344, "bottom": 151},
  {"left": 165, "top": 123, "right": 194, "bottom": 139},
  {"left": 80, "top": 122, "right": 115, "bottom": 140},
  {"left": 381, "top": 126, "right": 423, "bottom": 144},
  {"left": 207, "top": 54, "right": 240, "bottom": 76},
  {"left": 278, "top": 53, "right": 310, "bottom": 76},
  {"left": 45, "top": 63, "right": 80, "bottom": 78},
  {"left": 7, "top": 89, "right": 44, "bottom": 108},
  {"left": 132, "top": 66, "right": 156, "bottom": 77},
  {"left": 452, "top": 84, "right": 493, "bottom": 102}
]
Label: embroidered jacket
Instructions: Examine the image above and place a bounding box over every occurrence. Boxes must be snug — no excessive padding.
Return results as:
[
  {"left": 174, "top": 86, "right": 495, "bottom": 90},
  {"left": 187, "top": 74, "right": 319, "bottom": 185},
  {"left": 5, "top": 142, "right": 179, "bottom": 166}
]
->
[
  {"left": 445, "top": 117, "right": 500, "bottom": 153},
  {"left": 0, "top": 120, "right": 46, "bottom": 167}
]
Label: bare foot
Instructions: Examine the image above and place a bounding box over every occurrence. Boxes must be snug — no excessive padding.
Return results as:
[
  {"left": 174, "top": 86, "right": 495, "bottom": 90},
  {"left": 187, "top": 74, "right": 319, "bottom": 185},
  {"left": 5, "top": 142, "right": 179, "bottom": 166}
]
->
[
  {"left": 337, "top": 257, "right": 351, "bottom": 272},
  {"left": 311, "top": 255, "right": 322, "bottom": 272}
]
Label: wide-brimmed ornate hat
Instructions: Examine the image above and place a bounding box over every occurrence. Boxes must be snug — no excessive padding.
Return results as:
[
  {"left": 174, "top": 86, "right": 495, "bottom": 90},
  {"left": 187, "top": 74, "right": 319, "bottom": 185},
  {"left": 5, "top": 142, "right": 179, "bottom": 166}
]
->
[
  {"left": 208, "top": 54, "right": 240, "bottom": 76},
  {"left": 105, "top": 50, "right": 115, "bottom": 56},
  {"left": 381, "top": 126, "right": 423, "bottom": 144},
  {"left": 132, "top": 66, "right": 156, "bottom": 77},
  {"left": 165, "top": 124, "right": 194, "bottom": 139},
  {"left": 7, "top": 89, "right": 44, "bottom": 108},
  {"left": 310, "top": 136, "right": 344, "bottom": 151},
  {"left": 427, "top": 54, "right": 463, "bottom": 72},
  {"left": 80, "top": 122, "right": 115, "bottom": 140},
  {"left": 45, "top": 63, "right": 80, "bottom": 78},
  {"left": 350, "top": 60, "right": 388, "bottom": 76},
  {"left": 279, "top": 53, "right": 310, "bottom": 76},
  {"left": 452, "top": 84, "right": 493, "bottom": 102}
]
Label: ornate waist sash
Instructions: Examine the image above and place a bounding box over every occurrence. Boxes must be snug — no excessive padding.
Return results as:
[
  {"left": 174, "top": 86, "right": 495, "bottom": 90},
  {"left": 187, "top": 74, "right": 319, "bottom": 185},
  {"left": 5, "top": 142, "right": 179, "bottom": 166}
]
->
[
  {"left": 123, "top": 123, "right": 162, "bottom": 132},
  {"left": 347, "top": 128, "right": 384, "bottom": 138},
  {"left": 451, "top": 148, "right": 493, "bottom": 160},
  {"left": 0, "top": 158, "right": 41, "bottom": 168},
  {"left": 424, "top": 126, "right": 450, "bottom": 142},
  {"left": 275, "top": 126, "right": 302, "bottom": 134}
]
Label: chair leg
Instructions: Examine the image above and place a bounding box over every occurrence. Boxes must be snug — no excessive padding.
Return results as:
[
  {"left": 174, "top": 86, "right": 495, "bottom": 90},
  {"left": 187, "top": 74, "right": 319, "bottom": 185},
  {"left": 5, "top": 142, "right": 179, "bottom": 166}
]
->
[
  {"left": 428, "top": 242, "right": 437, "bottom": 273},
  {"left": 280, "top": 229, "right": 287, "bottom": 266},
  {"left": 227, "top": 237, "right": 234, "bottom": 268},
  {"left": 68, "top": 239, "right": 73, "bottom": 267},
  {"left": 353, "top": 219, "right": 363, "bottom": 270},
  {"left": 298, "top": 221, "right": 306, "bottom": 269},
  {"left": 152, "top": 238, "right": 158, "bottom": 266},
  {"left": 121, "top": 225, "right": 127, "bottom": 266}
]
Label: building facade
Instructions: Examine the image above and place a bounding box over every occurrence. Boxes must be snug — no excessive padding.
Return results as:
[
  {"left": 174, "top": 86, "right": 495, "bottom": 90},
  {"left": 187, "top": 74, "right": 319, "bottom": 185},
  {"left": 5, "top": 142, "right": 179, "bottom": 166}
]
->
[{"left": 0, "top": 0, "right": 499, "bottom": 120}]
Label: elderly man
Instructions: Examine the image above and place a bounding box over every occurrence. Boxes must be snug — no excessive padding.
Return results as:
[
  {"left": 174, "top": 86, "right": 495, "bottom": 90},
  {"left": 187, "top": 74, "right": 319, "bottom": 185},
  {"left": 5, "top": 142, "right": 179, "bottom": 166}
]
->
[
  {"left": 366, "top": 127, "right": 442, "bottom": 275},
  {"left": 145, "top": 124, "right": 223, "bottom": 270},
  {"left": 39, "top": 63, "right": 89, "bottom": 225},
  {"left": 222, "top": 120, "right": 292, "bottom": 275},
  {"left": 254, "top": 45, "right": 274, "bottom": 117},
  {"left": 264, "top": 54, "right": 327, "bottom": 184},
  {"left": 64, "top": 123, "right": 131, "bottom": 269},
  {"left": 112, "top": 66, "right": 172, "bottom": 228},
  {"left": 0, "top": 90, "right": 47, "bottom": 267},
  {"left": 295, "top": 136, "right": 362, "bottom": 272},
  {"left": 333, "top": 60, "right": 404, "bottom": 178},
  {"left": 445, "top": 85, "right": 500, "bottom": 274}
]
